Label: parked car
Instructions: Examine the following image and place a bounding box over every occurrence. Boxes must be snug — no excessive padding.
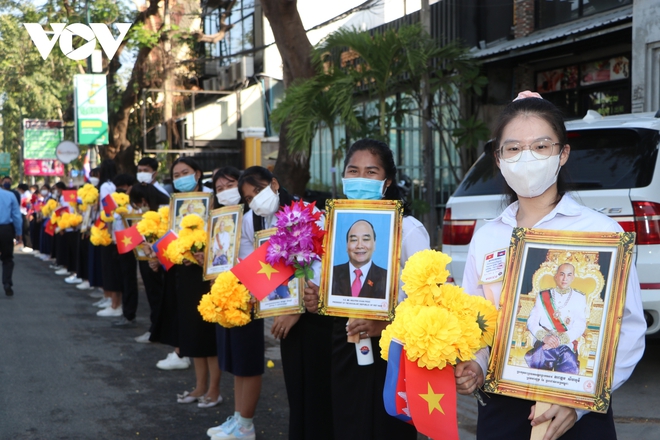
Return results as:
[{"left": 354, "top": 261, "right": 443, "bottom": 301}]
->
[{"left": 442, "top": 110, "right": 660, "bottom": 335}]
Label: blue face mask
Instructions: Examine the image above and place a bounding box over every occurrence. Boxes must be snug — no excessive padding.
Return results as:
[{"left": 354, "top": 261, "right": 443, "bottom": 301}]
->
[
  {"left": 342, "top": 178, "right": 386, "bottom": 200},
  {"left": 173, "top": 174, "right": 197, "bottom": 192},
  {"left": 2, "top": 182, "right": 10, "bottom": 190}
]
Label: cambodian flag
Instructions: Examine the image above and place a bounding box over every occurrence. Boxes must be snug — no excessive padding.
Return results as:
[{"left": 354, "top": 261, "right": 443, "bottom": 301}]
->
[
  {"left": 152, "top": 231, "right": 177, "bottom": 271},
  {"left": 101, "top": 194, "right": 117, "bottom": 216},
  {"left": 383, "top": 339, "right": 413, "bottom": 424}
]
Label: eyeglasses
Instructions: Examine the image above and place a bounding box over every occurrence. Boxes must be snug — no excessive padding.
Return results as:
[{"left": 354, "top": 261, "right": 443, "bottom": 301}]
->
[{"left": 497, "top": 141, "right": 563, "bottom": 163}]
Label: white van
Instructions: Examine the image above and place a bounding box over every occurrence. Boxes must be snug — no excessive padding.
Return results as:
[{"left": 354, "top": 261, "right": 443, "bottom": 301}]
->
[{"left": 442, "top": 111, "right": 660, "bottom": 335}]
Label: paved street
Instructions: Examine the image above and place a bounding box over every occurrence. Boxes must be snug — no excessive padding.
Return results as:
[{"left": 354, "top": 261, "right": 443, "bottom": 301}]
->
[{"left": 1, "top": 251, "right": 659, "bottom": 439}]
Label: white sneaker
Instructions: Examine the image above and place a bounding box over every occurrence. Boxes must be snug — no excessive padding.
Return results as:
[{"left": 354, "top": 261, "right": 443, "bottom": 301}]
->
[
  {"left": 76, "top": 281, "right": 92, "bottom": 290},
  {"left": 65, "top": 275, "right": 83, "bottom": 284},
  {"left": 93, "top": 297, "right": 111, "bottom": 308},
  {"left": 22, "top": 246, "right": 33, "bottom": 253},
  {"left": 96, "top": 305, "right": 122, "bottom": 317},
  {"left": 135, "top": 331, "right": 151, "bottom": 343},
  {"left": 32, "top": 251, "right": 42, "bottom": 258},
  {"left": 211, "top": 421, "right": 255, "bottom": 440},
  {"left": 55, "top": 268, "right": 71, "bottom": 276},
  {"left": 88, "top": 289, "right": 104, "bottom": 298},
  {"left": 39, "top": 254, "right": 50, "bottom": 261},
  {"left": 156, "top": 352, "right": 190, "bottom": 370},
  {"left": 208, "top": 416, "right": 238, "bottom": 437}
]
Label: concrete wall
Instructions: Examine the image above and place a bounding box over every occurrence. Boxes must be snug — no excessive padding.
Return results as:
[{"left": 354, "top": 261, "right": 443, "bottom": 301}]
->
[{"left": 632, "top": 0, "right": 660, "bottom": 113}]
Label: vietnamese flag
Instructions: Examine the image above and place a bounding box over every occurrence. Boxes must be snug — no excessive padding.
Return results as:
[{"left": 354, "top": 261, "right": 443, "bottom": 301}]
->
[
  {"left": 55, "top": 206, "right": 70, "bottom": 216},
  {"left": 44, "top": 218, "right": 56, "bottom": 236},
  {"left": 62, "top": 190, "right": 78, "bottom": 204},
  {"left": 404, "top": 357, "right": 459, "bottom": 440},
  {"left": 152, "top": 231, "right": 177, "bottom": 270},
  {"left": 383, "top": 339, "right": 413, "bottom": 424},
  {"left": 116, "top": 224, "right": 144, "bottom": 254},
  {"left": 101, "top": 194, "right": 117, "bottom": 216},
  {"left": 231, "top": 241, "right": 295, "bottom": 301},
  {"left": 94, "top": 217, "right": 104, "bottom": 229}
]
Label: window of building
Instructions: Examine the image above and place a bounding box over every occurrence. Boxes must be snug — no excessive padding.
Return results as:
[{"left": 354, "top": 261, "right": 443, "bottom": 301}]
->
[
  {"left": 535, "top": 54, "right": 631, "bottom": 117},
  {"left": 536, "top": 0, "right": 632, "bottom": 29}
]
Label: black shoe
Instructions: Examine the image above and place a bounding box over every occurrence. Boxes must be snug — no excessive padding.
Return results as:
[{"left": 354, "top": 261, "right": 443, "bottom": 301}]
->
[
  {"left": 111, "top": 316, "right": 136, "bottom": 327},
  {"left": 4, "top": 285, "right": 13, "bottom": 296}
]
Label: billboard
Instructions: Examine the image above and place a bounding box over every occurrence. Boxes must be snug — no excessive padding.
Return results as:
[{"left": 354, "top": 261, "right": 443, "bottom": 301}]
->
[
  {"left": 74, "top": 74, "right": 108, "bottom": 145},
  {"left": 24, "top": 159, "right": 65, "bottom": 176},
  {"left": 23, "top": 119, "right": 63, "bottom": 159}
]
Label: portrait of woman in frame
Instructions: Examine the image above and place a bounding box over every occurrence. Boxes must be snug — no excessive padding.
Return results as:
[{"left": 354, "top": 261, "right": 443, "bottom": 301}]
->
[{"left": 253, "top": 228, "right": 305, "bottom": 319}]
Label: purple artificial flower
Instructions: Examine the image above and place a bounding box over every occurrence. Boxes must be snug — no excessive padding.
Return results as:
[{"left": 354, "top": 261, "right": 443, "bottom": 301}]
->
[
  {"left": 265, "top": 233, "right": 289, "bottom": 266},
  {"left": 275, "top": 202, "right": 316, "bottom": 229}
]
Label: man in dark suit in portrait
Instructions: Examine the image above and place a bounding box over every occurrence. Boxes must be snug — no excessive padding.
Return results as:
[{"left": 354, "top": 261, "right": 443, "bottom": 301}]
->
[{"left": 332, "top": 219, "right": 388, "bottom": 299}]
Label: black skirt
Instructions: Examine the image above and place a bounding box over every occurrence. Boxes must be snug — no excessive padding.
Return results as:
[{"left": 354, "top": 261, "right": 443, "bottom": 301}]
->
[
  {"left": 150, "top": 266, "right": 179, "bottom": 347},
  {"left": 217, "top": 318, "right": 264, "bottom": 377},
  {"left": 175, "top": 263, "right": 216, "bottom": 358},
  {"left": 330, "top": 317, "right": 417, "bottom": 440},
  {"left": 100, "top": 244, "right": 122, "bottom": 292}
]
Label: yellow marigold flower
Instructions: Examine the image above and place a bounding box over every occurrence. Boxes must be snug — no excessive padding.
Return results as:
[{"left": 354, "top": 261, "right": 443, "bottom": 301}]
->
[
  {"left": 401, "top": 249, "right": 452, "bottom": 306},
  {"left": 111, "top": 192, "right": 129, "bottom": 207},
  {"left": 100, "top": 211, "right": 114, "bottom": 223},
  {"left": 198, "top": 272, "right": 252, "bottom": 328},
  {"left": 180, "top": 214, "right": 204, "bottom": 230},
  {"left": 115, "top": 206, "right": 128, "bottom": 215}
]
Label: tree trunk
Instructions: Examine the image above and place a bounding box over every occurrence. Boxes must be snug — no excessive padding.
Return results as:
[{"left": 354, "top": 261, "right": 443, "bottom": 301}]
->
[{"left": 261, "top": 0, "right": 315, "bottom": 197}]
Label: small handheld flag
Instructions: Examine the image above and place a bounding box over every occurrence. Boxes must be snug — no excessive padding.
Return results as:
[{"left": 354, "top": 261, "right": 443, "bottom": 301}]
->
[
  {"left": 101, "top": 194, "right": 117, "bottom": 216},
  {"left": 230, "top": 242, "right": 295, "bottom": 301},
  {"left": 116, "top": 224, "right": 145, "bottom": 254},
  {"left": 153, "top": 231, "right": 177, "bottom": 270}
]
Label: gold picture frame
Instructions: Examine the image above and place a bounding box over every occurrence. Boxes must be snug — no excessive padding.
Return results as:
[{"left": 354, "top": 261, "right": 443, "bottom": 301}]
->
[
  {"left": 253, "top": 228, "right": 305, "bottom": 319},
  {"left": 121, "top": 213, "right": 151, "bottom": 261},
  {"left": 318, "top": 199, "right": 403, "bottom": 321},
  {"left": 203, "top": 205, "right": 244, "bottom": 281},
  {"left": 484, "top": 228, "right": 635, "bottom": 413},
  {"left": 169, "top": 192, "right": 212, "bottom": 234}
]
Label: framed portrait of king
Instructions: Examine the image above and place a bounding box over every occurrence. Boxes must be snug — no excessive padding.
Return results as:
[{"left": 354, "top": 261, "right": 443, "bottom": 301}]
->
[
  {"left": 318, "top": 199, "right": 403, "bottom": 321},
  {"left": 169, "top": 192, "right": 212, "bottom": 234},
  {"left": 203, "top": 205, "right": 244, "bottom": 281},
  {"left": 484, "top": 228, "right": 635, "bottom": 413},
  {"left": 253, "top": 228, "right": 305, "bottom": 319}
]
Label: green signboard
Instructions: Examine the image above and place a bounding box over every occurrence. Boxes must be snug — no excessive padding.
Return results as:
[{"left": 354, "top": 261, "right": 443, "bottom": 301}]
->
[
  {"left": 75, "top": 74, "right": 108, "bottom": 145},
  {"left": 0, "top": 152, "right": 10, "bottom": 176},
  {"left": 23, "top": 119, "right": 63, "bottom": 159}
]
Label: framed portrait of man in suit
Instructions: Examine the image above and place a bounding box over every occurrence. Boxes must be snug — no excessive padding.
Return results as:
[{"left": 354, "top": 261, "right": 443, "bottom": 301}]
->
[
  {"left": 484, "top": 228, "right": 635, "bottom": 413},
  {"left": 318, "top": 199, "right": 403, "bottom": 321}
]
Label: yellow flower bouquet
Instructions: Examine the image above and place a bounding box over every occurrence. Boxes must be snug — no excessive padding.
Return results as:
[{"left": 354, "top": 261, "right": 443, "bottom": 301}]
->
[
  {"left": 77, "top": 184, "right": 99, "bottom": 211},
  {"left": 90, "top": 224, "right": 112, "bottom": 246},
  {"left": 380, "top": 249, "right": 498, "bottom": 368},
  {"left": 198, "top": 271, "right": 252, "bottom": 328},
  {"left": 165, "top": 214, "right": 207, "bottom": 265},
  {"left": 137, "top": 211, "right": 164, "bottom": 243},
  {"left": 57, "top": 212, "right": 83, "bottom": 230},
  {"left": 41, "top": 199, "right": 58, "bottom": 217},
  {"left": 111, "top": 192, "right": 130, "bottom": 215}
]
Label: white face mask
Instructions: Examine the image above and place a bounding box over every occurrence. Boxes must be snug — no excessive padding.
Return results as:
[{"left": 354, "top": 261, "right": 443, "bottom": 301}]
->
[
  {"left": 40, "top": 189, "right": 49, "bottom": 196},
  {"left": 249, "top": 184, "right": 280, "bottom": 217},
  {"left": 216, "top": 187, "right": 241, "bottom": 206},
  {"left": 89, "top": 177, "right": 100, "bottom": 187},
  {"left": 499, "top": 151, "right": 561, "bottom": 198},
  {"left": 137, "top": 172, "right": 154, "bottom": 184}
]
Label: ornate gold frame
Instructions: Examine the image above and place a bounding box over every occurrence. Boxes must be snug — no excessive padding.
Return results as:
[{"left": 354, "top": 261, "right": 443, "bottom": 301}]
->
[
  {"left": 168, "top": 192, "right": 212, "bottom": 234},
  {"left": 120, "top": 213, "right": 150, "bottom": 261},
  {"left": 484, "top": 228, "right": 635, "bottom": 413},
  {"left": 252, "top": 228, "right": 305, "bottom": 319},
  {"left": 202, "top": 205, "right": 244, "bottom": 281},
  {"left": 318, "top": 199, "right": 403, "bottom": 321}
]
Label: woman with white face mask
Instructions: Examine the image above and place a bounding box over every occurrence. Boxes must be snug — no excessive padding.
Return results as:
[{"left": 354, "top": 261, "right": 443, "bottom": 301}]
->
[{"left": 454, "top": 92, "right": 646, "bottom": 440}]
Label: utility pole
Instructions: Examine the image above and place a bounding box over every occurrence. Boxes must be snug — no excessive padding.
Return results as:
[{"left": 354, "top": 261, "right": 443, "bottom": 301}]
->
[
  {"left": 420, "top": 0, "right": 437, "bottom": 248},
  {"left": 163, "top": 0, "right": 174, "bottom": 156}
]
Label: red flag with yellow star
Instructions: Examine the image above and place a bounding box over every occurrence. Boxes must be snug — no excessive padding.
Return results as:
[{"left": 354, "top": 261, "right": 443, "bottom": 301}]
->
[
  {"left": 231, "top": 241, "right": 295, "bottom": 301},
  {"left": 404, "top": 357, "right": 459, "bottom": 440},
  {"left": 116, "top": 224, "right": 144, "bottom": 254},
  {"left": 62, "top": 190, "right": 78, "bottom": 205}
]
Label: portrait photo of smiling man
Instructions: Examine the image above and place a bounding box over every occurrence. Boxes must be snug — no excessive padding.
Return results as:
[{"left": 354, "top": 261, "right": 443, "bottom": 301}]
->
[{"left": 332, "top": 219, "right": 388, "bottom": 299}]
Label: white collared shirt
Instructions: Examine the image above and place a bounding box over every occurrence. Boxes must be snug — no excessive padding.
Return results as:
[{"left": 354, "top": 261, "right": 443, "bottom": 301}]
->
[
  {"left": 349, "top": 260, "right": 372, "bottom": 287},
  {"left": 463, "top": 193, "right": 646, "bottom": 420}
]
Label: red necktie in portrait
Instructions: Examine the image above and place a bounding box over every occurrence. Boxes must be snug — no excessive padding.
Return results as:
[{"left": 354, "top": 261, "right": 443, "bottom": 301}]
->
[{"left": 352, "top": 268, "right": 362, "bottom": 297}]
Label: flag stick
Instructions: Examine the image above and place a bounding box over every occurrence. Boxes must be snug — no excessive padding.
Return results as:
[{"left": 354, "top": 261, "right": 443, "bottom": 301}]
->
[{"left": 530, "top": 401, "right": 552, "bottom": 440}]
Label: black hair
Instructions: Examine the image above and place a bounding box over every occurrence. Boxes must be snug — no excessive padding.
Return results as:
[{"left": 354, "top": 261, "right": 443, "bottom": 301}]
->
[
  {"left": 346, "top": 219, "right": 376, "bottom": 242},
  {"left": 112, "top": 173, "right": 136, "bottom": 188},
  {"left": 212, "top": 166, "right": 242, "bottom": 209},
  {"left": 137, "top": 157, "right": 159, "bottom": 172},
  {"left": 170, "top": 157, "right": 203, "bottom": 192},
  {"left": 17, "top": 183, "right": 29, "bottom": 191},
  {"left": 90, "top": 167, "right": 100, "bottom": 178},
  {"left": 54, "top": 181, "right": 66, "bottom": 190},
  {"left": 238, "top": 166, "right": 295, "bottom": 206},
  {"left": 2, "top": 175, "right": 11, "bottom": 181},
  {"left": 129, "top": 183, "right": 170, "bottom": 211},
  {"left": 343, "top": 139, "right": 411, "bottom": 215},
  {"left": 492, "top": 97, "right": 570, "bottom": 205},
  {"left": 40, "top": 184, "right": 50, "bottom": 191},
  {"left": 99, "top": 159, "right": 118, "bottom": 186}
]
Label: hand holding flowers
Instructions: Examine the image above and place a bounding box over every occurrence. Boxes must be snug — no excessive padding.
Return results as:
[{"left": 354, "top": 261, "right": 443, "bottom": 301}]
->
[{"left": 165, "top": 214, "right": 207, "bottom": 265}]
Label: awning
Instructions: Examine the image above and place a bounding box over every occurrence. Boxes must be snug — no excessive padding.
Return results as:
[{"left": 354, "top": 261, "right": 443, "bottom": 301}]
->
[{"left": 471, "top": 5, "right": 632, "bottom": 62}]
